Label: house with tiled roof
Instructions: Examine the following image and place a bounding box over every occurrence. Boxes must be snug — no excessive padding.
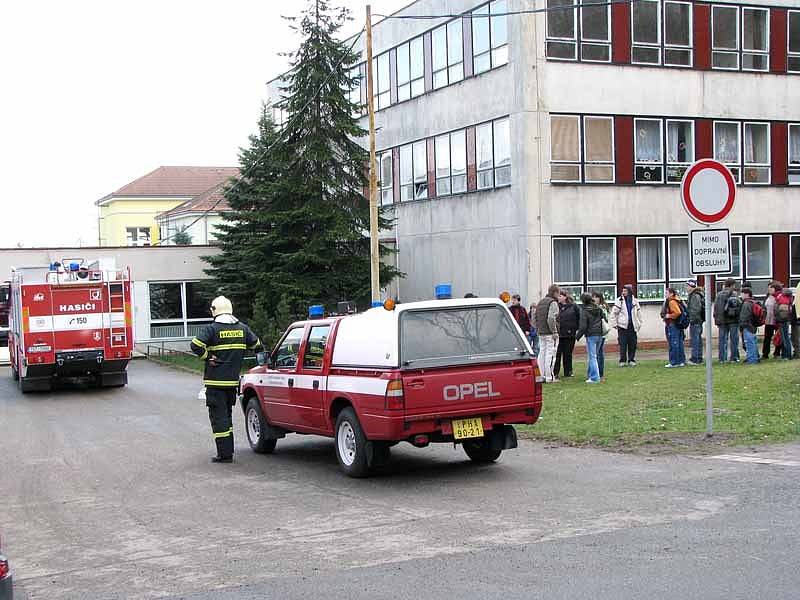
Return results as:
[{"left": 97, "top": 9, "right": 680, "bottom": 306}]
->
[
  {"left": 96, "top": 166, "right": 238, "bottom": 246},
  {"left": 154, "top": 182, "right": 232, "bottom": 246}
]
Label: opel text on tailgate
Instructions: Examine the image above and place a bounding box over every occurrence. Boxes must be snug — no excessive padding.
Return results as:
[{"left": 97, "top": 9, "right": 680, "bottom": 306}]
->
[{"left": 239, "top": 298, "right": 543, "bottom": 477}]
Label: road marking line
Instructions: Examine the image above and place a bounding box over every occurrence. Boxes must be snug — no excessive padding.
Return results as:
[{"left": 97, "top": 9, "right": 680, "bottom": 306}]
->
[{"left": 707, "top": 454, "right": 800, "bottom": 467}]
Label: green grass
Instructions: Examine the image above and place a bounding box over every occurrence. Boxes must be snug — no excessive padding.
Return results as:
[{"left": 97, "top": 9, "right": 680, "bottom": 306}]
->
[{"left": 520, "top": 358, "right": 800, "bottom": 448}]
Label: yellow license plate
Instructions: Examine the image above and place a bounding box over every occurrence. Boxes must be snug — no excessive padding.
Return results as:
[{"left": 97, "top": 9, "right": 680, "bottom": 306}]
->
[{"left": 452, "top": 417, "right": 484, "bottom": 440}]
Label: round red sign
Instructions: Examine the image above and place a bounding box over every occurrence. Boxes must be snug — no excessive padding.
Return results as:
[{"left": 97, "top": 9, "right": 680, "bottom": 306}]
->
[{"left": 680, "top": 159, "right": 736, "bottom": 225}]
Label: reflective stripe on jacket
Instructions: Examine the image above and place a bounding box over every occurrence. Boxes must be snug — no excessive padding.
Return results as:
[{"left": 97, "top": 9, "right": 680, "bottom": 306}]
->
[{"left": 190, "top": 317, "right": 261, "bottom": 388}]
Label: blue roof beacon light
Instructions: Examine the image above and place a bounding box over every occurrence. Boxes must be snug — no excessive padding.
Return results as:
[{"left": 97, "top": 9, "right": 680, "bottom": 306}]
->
[
  {"left": 69, "top": 262, "right": 81, "bottom": 272},
  {"left": 371, "top": 301, "right": 383, "bottom": 308},
  {"left": 308, "top": 304, "right": 325, "bottom": 319},
  {"left": 435, "top": 283, "right": 452, "bottom": 300}
]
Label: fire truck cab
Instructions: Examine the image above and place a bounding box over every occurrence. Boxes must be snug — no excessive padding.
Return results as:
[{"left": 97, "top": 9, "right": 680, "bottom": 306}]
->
[{"left": 8, "top": 259, "right": 134, "bottom": 393}]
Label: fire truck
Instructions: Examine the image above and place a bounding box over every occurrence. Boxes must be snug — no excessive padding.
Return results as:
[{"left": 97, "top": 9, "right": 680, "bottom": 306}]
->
[
  {"left": 8, "top": 259, "right": 134, "bottom": 392},
  {"left": 0, "top": 281, "right": 9, "bottom": 347}
]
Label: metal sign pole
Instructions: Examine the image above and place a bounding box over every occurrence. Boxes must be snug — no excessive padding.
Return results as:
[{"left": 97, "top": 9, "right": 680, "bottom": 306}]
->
[{"left": 705, "top": 273, "right": 714, "bottom": 437}]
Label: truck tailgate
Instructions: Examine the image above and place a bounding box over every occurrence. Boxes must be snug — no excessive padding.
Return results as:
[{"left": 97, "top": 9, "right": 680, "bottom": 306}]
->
[{"left": 401, "top": 360, "right": 537, "bottom": 418}]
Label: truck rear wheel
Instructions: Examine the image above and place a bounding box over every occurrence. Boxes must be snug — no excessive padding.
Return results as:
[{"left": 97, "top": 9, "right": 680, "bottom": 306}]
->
[
  {"left": 335, "top": 407, "right": 370, "bottom": 478},
  {"left": 245, "top": 397, "right": 277, "bottom": 454},
  {"left": 462, "top": 438, "right": 502, "bottom": 463}
]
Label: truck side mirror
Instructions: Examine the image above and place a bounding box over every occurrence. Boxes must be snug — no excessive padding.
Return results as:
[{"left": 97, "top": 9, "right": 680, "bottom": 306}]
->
[{"left": 256, "top": 351, "right": 269, "bottom": 367}]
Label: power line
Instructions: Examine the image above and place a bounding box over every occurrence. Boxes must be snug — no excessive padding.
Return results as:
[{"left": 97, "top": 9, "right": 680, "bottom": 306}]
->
[
  {"left": 153, "top": 27, "right": 366, "bottom": 246},
  {"left": 374, "top": 0, "right": 639, "bottom": 20}
]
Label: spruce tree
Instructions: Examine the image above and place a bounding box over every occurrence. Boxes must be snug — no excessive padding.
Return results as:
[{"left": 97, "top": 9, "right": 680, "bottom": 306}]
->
[{"left": 206, "top": 0, "right": 399, "bottom": 343}]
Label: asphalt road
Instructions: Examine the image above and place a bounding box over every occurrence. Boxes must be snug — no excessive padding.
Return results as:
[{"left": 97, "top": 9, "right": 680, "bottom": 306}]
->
[{"left": 1, "top": 360, "right": 798, "bottom": 600}]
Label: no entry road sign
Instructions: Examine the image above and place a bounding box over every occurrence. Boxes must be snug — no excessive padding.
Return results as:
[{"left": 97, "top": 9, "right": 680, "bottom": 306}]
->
[{"left": 680, "top": 159, "right": 736, "bottom": 225}]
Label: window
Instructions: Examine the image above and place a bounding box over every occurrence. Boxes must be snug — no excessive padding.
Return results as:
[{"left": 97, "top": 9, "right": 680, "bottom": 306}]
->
[
  {"left": 149, "top": 281, "right": 213, "bottom": 339},
  {"left": 637, "top": 237, "right": 666, "bottom": 301},
  {"left": 790, "top": 235, "right": 800, "bottom": 287},
  {"left": 553, "top": 237, "right": 617, "bottom": 300},
  {"left": 399, "top": 141, "right": 428, "bottom": 201},
  {"left": 668, "top": 236, "right": 690, "bottom": 297},
  {"left": 714, "top": 121, "right": 741, "bottom": 183},
  {"left": 666, "top": 119, "right": 694, "bottom": 183},
  {"left": 546, "top": 0, "right": 577, "bottom": 59},
  {"left": 664, "top": 1, "right": 692, "bottom": 66},
  {"left": 303, "top": 325, "right": 330, "bottom": 369},
  {"left": 745, "top": 235, "right": 772, "bottom": 296},
  {"left": 348, "top": 63, "right": 366, "bottom": 116},
  {"left": 632, "top": 0, "right": 660, "bottom": 64},
  {"left": 126, "top": 227, "right": 151, "bottom": 247},
  {"left": 743, "top": 122, "right": 770, "bottom": 184},
  {"left": 716, "top": 234, "right": 743, "bottom": 293},
  {"left": 379, "top": 151, "right": 393, "bottom": 206},
  {"left": 790, "top": 124, "right": 800, "bottom": 184},
  {"left": 274, "top": 327, "right": 304, "bottom": 369},
  {"left": 587, "top": 237, "right": 617, "bottom": 300},
  {"left": 789, "top": 11, "right": 800, "bottom": 72},
  {"left": 477, "top": 118, "right": 512, "bottom": 190},
  {"left": 553, "top": 237, "right": 583, "bottom": 298},
  {"left": 396, "top": 37, "right": 424, "bottom": 101},
  {"left": 433, "top": 20, "right": 464, "bottom": 90},
  {"left": 372, "top": 52, "right": 391, "bottom": 110},
  {"left": 741, "top": 8, "right": 769, "bottom": 71},
  {"left": 712, "top": 5, "right": 739, "bottom": 69},
  {"left": 581, "top": 0, "right": 611, "bottom": 61},
  {"left": 435, "top": 129, "right": 467, "bottom": 196},
  {"left": 634, "top": 118, "right": 663, "bottom": 183},
  {"left": 712, "top": 5, "right": 769, "bottom": 71},
  {"left": 583, "top": 116, "right": 614, "bottom": 183},
  {"left": 549, "top": 115, "right": 613, "bottom": 184},
  {"left": 550, "top": 115, "right": 581, "bottom": 182},
  {"left": 473, "top": 0, "right": 509, "bottom": 73}
]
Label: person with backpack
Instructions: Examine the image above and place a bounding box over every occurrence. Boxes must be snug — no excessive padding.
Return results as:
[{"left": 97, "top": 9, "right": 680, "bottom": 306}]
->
[
  {"left": 686, "top": 279, "right": 705, "bottom": 365},
  {"left": 663, "top": 287, "right": 687, "bottom": 368},
  {"left": 739, "top": 287, "right": 763, "bottom": 365},
  {"left": 774, "top": 282, "right": 794, "bottom": 360},
  {"left": 610, "top": 284, "right": 643, "bottom": 367},
  {"left": 591, "top": 292, "right": 611, "bottom": 380},
  {"left": 790, "top": 287, "right": 799, "bottom": 359},
  {"left": 713, "top": 278, "right": 741, "bottom": 363},
  {"left": 554, "top": 291, "right": 580, "bottom": 378}
]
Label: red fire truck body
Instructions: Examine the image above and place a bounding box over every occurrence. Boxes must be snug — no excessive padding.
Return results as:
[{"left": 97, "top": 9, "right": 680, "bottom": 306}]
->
[{"left": 8, "top": 261, "right": 133, "bottom": 392}]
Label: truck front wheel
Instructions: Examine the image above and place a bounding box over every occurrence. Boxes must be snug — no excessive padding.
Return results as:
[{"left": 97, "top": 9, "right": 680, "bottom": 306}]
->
[
  {"left": 335, "top": 407, "right": 370, "bottom": 478},
  {"left": 462, "top": 438, "right": 502, "bottom": 464},
  {"left": 245, "top": 397, "right": 277, "bottom": 454}
]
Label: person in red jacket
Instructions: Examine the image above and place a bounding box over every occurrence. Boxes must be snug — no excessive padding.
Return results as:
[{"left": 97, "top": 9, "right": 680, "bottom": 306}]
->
[{"left": 508, "top": 294, "right": 532, "bottom": 337}]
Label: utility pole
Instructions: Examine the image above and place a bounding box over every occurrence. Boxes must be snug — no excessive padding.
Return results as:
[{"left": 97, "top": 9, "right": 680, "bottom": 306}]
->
[{"left": 365, "top": 5, "right": 380, "bottom": 303}]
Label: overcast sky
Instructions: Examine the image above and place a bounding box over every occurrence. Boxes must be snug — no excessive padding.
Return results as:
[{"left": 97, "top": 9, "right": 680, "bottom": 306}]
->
[{"left": 0, "top": 0, "right": 409, "bottom": 248}]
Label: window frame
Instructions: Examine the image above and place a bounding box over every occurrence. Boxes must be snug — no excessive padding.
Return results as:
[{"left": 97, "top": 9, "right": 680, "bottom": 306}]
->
[
  {"left": 790, "top": 234, "right": 800, "bottom": 287},
  {"left": 552, "top": 237, "right": 585, "bottom": 287},
  {"left": 667, "top": 235, "right": 692, "bottom": 296},
  {"left": 789, "top": 123, "right": 800, "bottom": 185},
  {"left": 549, "top": 114, "right": 582, "bottom": 183},
  {"left": 302, "top": 324, "right": 331, "bottom": 370},
  {"left": 473, "top": 0, "right": 510, "bottom": 73},
  {"left": 713, "top": 120, "right": 742, "bottom": 184},
  {"left": 395, "top": 37, "right": 425, "bottom": 102},
  {"left": 740, "top": 6, "right": 770, "bottom": 72},
  {"left": 743, "top": 121, "right": 771, "bottom": 185},
  {"left": 126, "top": 227, "right": 151, "bottom": 247},
  {"left": 546, "top": 0, "right": 611, "bottom": 62},
  {"left": 148, "top": 280, "right": 213, "bottom": 339},
  {"left": 272, "top": 326, "right": 305, "bottom": 370},
  {"left": 372, "top": 52, "right": 391, "bottom": 111},
  {"left": 432, "top": 19, "right": 465, "bottom": 90},
  {"left": 636, "top": 236, "right": 667, "bottom": 302},
  {"left": 744, "top": 233, "right": 773, "bottom": 279},
  {"left": 378, "top": 150, "right": 394, "bottom": 206},
  {"left": 399, "top": 142, "right": 429, "bottom": 202},
  {"left": 663, "top": 0, "right": 694, "bottom": 67},
  {"left": 789, "top": 10, "right": 800, "bottom": 73},
  {"left": 579, "top": 0, "right": 612, "bottom": 62},
  {"left": 582, "top": 115, "right": 615, "bottom": 183},
  {"left": 553, "top": 236, "right": 618, "bottom": 301},
  {"left": 545, "top": 0, "right": 579, "bottom": 61},
  {"left": 634, "top": 117, "right": 665, "bottom": 184},
  {"left": 631, "top": 0, "right": 662, "bottom": 66},
  {"left": 435, "top": 129, "right": 468, "bottom": 197},
  {"left": 665, "top": 118, "right": 695, "bottom": 184}
]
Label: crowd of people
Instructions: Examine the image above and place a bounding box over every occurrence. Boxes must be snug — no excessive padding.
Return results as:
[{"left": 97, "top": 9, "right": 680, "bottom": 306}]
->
[{"left": 505, "top": 278, "right": 800, "bottom": 383}]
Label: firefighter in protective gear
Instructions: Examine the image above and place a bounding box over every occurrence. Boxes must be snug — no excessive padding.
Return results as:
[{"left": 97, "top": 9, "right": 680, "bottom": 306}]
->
[{"left": 190, "top": 296, "right": 261, "bottom": 463}]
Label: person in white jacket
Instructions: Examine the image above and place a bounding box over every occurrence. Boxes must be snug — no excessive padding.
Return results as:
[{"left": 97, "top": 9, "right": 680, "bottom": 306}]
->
[{"left": 610, "top": 284, "right": 643, "bottom": 367}]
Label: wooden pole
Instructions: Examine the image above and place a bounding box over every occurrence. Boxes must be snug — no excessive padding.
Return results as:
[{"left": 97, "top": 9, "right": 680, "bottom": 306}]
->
[{"left": 366, "top": 5, "right": 380, "bottom": 304}]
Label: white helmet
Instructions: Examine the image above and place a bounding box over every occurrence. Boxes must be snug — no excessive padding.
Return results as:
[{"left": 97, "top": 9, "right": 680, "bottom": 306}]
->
[{"left": 211, "top": 296, "right": 233, "bottom": 317}]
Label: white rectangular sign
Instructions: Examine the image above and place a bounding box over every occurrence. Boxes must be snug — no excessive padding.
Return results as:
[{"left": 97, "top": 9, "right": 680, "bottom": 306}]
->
[{"left": 690, "top": 228, "right": 731, "bottom": 274}]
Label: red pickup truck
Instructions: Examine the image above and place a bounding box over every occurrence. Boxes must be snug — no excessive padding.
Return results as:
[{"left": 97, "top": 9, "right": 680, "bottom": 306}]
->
[{"left": 239, "top": 298, "right": 542, "bottom": 477}]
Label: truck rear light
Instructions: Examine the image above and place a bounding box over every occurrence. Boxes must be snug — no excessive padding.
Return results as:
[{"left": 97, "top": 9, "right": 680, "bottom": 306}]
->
[
  {"left": 533, "top": 361, "right": 544, "bottom": 383},
  {"left": 385, "top": 379, "right": 404, "bottom": 410},
  {"left": 412, "top": 434, "right": 429, "bottom": 447},
  {"left": 0, "top": 556, "right": 8, "bottom": 579}
]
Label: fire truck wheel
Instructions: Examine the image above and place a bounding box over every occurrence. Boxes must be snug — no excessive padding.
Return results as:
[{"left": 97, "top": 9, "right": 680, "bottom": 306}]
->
[
  {"left": 335, "top": 407, "right": 370, "bottom": 478},
  {"left": 245, "top": 397, "right": 277, "bottom": 454},
  {"left": 462, "top": 439, "right": 502, "bottom": 464}
]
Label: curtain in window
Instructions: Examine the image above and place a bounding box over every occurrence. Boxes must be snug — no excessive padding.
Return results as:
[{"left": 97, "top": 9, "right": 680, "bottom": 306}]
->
[
  {"left": 584, "top": 117, "right": 612, "bottom": 162},
  {"left": 554, "top": 239, "right": 582, "bottom": 283},
  {"left": 715, "top": 123, "right": 739, "bottom": 162},
  {"left": 667, "top": 121, "right": 693, "bottom": 163},
  {"left": 668, "top": 238, "right": 690, "bottom": 281},
  {"left": 742, "top": 9, "right": 767, "bottom": 51},
  {"left": 744, "top": 123, "right": 768, "bottom": 164},
  {"left": 635, "top": 120, "right": 661, "bottom": 162},
  {"left": 638, "top": 239, "right": 663, "bottom": 280},
  {"left": 587, "top": 239, "right": 614, "bottom": 283},
  {"left": 551, "top": 116, "right": 580, "bottom": 161},
  {"left": 790, "top": 126, "right": 800, "bottom": 164}
]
